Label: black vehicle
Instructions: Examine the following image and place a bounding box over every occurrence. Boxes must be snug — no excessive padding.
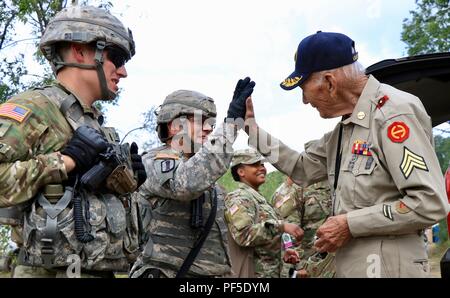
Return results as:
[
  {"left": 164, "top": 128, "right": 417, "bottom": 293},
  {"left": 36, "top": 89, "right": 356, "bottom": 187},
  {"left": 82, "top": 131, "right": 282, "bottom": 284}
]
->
[{"left": 366, "top": 52, "right": 450, "bottom": 279}]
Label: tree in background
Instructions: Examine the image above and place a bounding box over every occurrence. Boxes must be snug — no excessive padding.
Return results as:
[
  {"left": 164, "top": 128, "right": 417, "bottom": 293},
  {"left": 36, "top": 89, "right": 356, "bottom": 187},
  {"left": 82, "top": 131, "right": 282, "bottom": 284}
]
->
[
  {"left": 435, "top": 135, "right": 450, "bottom": 174},
  {"left": 141, "top": 106, "right": 162, "bottom": 151},
  {"left": 401, "top": 0, "right": 449, "bottom": 56}
]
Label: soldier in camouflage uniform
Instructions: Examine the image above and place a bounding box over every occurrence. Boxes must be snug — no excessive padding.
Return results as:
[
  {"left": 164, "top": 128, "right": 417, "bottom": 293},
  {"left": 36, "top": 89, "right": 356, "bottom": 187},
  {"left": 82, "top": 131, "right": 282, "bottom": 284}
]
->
[
  {"left": 0, "top": 6, "right": 147, "bottom": 277},
  {"left": 129, "top": 78, "right": 256, "bottom": 278},
  {"left": 224, "top": 149, "right": 304, "bottom": 278},
  {"left": 271, "top": 178, "right": 336, "bottom": 278}
]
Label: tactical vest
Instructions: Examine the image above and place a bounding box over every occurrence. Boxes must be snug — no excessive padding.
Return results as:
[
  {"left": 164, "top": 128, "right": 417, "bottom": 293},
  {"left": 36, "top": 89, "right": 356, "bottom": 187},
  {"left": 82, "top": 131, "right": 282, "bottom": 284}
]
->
[
  {"left": 142, "top": 148, "right": 231, "bottom": 277},
  {"left": 12, "top": 85, "right": 141, "bottom": 271}
]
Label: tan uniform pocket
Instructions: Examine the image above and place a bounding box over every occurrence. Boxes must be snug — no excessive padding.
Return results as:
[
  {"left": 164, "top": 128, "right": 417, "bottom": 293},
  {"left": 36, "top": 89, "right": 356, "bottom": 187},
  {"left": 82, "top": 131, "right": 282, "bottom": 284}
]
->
[{"left": 352, "top": 156, "right": 378, "bottom": 208}]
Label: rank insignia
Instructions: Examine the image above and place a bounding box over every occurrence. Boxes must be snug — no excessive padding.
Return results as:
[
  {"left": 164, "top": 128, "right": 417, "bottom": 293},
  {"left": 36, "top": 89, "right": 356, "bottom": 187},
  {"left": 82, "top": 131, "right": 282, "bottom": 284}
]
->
[
  {"left": 387, "top": 121, "right": 409, "bottom": 143},
  {"left": 395, "top": 201, "right": 411, "bottom": 214},
  {"left": 383, "top": 204, "right": 394, "bottom": 221},
  {"left": 351, "top": 140, "right": 372, "bottom": 156},
  {"left": 0, "top": 103, "right": 31, "bottom": 123},
  {"left": 399, "top": 146, "right": 428, "bottom": 179},
  {"left": 376, "top": 95, "right": 389, "bottom": 109}
]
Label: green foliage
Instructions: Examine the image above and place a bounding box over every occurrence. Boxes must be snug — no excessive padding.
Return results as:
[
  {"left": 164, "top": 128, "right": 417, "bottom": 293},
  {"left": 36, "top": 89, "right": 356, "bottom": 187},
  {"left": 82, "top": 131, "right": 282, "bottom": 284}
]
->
[
  {"left": 218, "top": 170, "right": 286, "bottom": 201},
  {"left": 401, "top": 0, "right": 450, "bottom": 55},
  {"left": 434, "top": 135, "right": 450, "bottom": 174},
  {"left": 438, "top": 219, "right": 449, "bottom": 243}
]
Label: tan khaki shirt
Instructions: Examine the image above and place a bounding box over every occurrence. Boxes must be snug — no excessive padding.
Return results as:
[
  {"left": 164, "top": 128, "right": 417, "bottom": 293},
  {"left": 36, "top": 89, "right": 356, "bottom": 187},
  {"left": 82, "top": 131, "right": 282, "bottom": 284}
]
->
[{"left": 251, "top": 75, "right": 449, "bottom": 277}]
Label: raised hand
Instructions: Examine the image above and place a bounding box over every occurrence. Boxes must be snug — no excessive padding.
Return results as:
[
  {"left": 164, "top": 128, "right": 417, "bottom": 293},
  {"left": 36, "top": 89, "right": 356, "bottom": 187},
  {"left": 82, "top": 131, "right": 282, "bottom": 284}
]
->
[{"left": 227, "top": 77, "right": 256, "bottom": 120}]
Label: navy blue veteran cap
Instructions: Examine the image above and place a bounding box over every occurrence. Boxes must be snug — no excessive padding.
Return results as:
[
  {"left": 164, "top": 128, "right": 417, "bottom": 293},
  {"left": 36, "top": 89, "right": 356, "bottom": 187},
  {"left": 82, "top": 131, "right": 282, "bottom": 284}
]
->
[{"left": 280, "top": 31, "right": 358, "bottom": 90}]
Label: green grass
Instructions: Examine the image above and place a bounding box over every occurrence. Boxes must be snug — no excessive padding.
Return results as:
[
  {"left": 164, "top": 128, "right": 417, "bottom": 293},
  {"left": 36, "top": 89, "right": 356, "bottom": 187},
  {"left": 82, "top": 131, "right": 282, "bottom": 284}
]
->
[{"left": 218, "top": 170, "right": 286, "bottom": 201}]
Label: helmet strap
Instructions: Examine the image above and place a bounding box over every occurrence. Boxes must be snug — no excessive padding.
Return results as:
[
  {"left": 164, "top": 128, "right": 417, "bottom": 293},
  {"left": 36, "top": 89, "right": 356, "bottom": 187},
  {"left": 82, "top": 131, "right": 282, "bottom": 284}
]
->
[
  {"left": 93, "top": 40, "right": 116, "bottom": 101},
  {"left": 52, "top": 40, "right": 116, "bottom": 101}
]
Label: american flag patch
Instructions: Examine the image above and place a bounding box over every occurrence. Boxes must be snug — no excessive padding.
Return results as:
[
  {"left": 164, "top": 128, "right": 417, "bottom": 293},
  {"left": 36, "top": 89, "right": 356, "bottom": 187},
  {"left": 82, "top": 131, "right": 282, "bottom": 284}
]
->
[
  {"left": 0, "top": 103, "right": 31, "bottom": 123},
  {"left": 229, "top": 204, "right": 239, "bottom": 216},
  {"left": 275, "top": 196, "right": 290, "bottom": 209}
]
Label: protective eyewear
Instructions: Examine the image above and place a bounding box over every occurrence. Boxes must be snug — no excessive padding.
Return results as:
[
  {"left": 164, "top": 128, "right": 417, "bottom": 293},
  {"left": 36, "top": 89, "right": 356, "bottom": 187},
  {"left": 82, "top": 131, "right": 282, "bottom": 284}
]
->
[{"left": 105, "top": 46, "right": 129, "bottom": 68}]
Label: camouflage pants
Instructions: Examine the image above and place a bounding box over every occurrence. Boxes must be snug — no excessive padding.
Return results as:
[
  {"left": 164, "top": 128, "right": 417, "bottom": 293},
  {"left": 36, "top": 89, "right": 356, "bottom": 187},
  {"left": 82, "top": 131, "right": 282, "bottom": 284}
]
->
[{"left": 12, "top": 265, "right": 115, "bottom": 278}]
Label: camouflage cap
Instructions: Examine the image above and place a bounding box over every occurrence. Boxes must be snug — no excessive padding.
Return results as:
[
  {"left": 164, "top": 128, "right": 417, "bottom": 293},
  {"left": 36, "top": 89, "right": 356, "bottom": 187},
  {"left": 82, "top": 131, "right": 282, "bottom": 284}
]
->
[
  {"left": 156, "top": 90, "right": 217, "bottom": 124},
  {"left": 40, "top": 5, "right": 135, "bottom": 63},
  {"left": 231, "top": 148, "right": 265, "bottom": 168}
]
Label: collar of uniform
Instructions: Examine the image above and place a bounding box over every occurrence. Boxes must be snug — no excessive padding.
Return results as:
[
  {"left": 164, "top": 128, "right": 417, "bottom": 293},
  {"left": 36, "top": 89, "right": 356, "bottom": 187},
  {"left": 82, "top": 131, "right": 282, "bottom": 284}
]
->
[
  {"left": 163, "top": 145, "right": 188, "bottom": 161},
  {"left": 341, "top": 75, "right": 379, "bottom": 128},
  {"left": 54, "top": 81, "right": 103, "bottom": 121},
  {"left": 160, "top": 145, "right": 183, "bottom": 157},
  {"left": 237, "top": 182, "right": 264, "bottom": 200}
]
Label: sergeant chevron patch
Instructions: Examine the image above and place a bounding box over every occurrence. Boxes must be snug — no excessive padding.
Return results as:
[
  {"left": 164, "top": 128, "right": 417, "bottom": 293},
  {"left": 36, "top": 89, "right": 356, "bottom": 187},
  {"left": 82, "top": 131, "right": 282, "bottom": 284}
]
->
[
  {"left": 399, "top": 147, "right": 429, "bottom": 179},
  {"left": 383, "top": 204, "right": 394, "bottom": 221}
]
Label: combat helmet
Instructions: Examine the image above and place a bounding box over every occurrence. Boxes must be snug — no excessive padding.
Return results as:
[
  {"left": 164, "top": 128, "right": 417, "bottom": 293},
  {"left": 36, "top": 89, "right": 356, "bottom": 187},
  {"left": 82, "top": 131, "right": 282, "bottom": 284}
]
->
[
  {"left": 155, "top": 90, "right": 217, "bottom": 142},
  {"left": 39, "top": 5, "right": 135, "bottom": 100}
]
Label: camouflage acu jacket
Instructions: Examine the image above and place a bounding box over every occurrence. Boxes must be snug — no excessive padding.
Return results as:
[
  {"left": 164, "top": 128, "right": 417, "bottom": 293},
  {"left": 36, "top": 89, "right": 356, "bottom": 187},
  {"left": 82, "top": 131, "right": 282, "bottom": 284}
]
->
[
  {"left": 0, "top": 83, "right": 141, "bottom": 271},
  {"left": 225, "top": 182, "right": 283, "bottom": 278},
  {"left": 130, "top": 123, "right": 238, "bottom": 278}
]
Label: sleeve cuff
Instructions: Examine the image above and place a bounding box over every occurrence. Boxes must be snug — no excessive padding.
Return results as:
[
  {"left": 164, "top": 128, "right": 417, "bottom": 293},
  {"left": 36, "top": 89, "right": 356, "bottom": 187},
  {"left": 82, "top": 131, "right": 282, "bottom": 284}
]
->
[{"left": 43, "top": 152, "right": 68, "bottom": 184}]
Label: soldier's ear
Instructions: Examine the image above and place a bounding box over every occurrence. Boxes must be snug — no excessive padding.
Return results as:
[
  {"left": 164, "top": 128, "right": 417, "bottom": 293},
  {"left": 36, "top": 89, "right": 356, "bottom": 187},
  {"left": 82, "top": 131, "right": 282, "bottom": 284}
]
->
[
  {"left": 237, "top": 167, "right": 245, "bottom": 179},
  {"left": 70, "top": 43, "right": 94, "bottom": 64},
  {"left": 168, "top": 119, "right": 182, "bottom": 136},
  {"left": 71, "top": 43, "right": 89, "bottom": 63}
]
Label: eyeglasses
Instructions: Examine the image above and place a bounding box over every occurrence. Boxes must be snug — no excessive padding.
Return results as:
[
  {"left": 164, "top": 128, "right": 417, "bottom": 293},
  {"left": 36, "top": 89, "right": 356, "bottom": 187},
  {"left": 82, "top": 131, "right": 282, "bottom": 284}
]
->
[{"left": 105, "top": 46, "right": 129, "bottom": 68}]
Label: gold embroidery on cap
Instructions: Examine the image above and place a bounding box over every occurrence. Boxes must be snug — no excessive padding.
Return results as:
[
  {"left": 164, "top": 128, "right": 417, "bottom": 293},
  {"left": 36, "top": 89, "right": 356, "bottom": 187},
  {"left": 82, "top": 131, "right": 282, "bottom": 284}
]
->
[{"left": 282, "top": 76, "right": 303, "bottom": 87}]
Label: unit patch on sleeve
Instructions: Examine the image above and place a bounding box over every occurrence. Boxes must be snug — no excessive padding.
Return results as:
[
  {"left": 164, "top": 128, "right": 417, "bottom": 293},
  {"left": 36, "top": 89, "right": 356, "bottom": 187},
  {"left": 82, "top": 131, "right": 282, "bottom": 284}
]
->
[
  {"left": 395, "top": 201, "right": 412, "bottom": 214},
  {"left": 0, "top": 103, "right": 31, "bottom": 123},
  {"left": 160, "top": 159, "right": 175, "bottom": 173},
  {"left": 387, "top": 121, "right": 409, "bottom": 143},
  {"left": 383, "top": 204, "right": 394, "bottom": 221},
  {"left": 399, "top": 146, "right": 429, "bottom": 179}
]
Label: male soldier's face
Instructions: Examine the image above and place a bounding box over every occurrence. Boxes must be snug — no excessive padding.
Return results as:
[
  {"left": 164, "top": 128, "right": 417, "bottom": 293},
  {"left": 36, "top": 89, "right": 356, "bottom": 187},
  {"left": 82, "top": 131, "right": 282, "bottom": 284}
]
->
[
  {"left": 168, "top": 114, "right": 215, "bottom": 153},
  {"left": 238, "top": 161, "right": 267, "bottom": 189},
  {"left": 103, "top": 46, "right": 128, "bottom": 94},
  {"left": 82, "top": 45, "right": 128, "bottom": 98},
  {"left": 186, "top": 114, "right": 215, "bottom": 144}
]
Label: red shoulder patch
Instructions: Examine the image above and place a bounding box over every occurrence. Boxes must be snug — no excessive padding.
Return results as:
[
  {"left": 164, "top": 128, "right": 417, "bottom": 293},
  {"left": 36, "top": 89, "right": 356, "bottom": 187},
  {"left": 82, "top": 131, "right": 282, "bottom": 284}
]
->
[{"left": 387, "top": 121, "right": 409, "bottom": 143}]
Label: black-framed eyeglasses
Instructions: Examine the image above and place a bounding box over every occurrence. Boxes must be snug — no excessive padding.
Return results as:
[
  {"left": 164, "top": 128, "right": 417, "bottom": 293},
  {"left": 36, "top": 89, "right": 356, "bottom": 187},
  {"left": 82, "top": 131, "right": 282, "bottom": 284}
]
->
[{"left": 105, "top": 46, "right": 129, "bottom": 68}]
